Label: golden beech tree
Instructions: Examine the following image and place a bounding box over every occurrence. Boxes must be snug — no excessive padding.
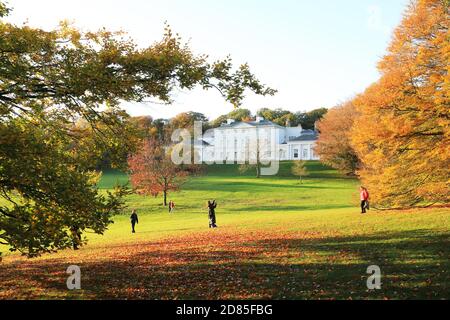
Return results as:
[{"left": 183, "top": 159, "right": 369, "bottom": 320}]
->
[
  {"left": 351, "top": 0, "right": 449, "bottom": 208},
  {"left": 315, "top": 101, "right": 360, "bottom": 175}
]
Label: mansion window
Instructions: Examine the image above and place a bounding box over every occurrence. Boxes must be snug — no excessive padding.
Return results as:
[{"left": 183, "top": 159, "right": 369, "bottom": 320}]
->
[
  {"left": 302, "top": 148, "right": 309, "bottom": 159},
  {"left": 293, "top": 149, "right": 299, "bottom": 158}
]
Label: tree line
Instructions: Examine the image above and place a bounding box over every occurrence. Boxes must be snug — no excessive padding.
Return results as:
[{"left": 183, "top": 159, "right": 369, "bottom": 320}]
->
[
  {"left": 80, "top": 106, "right": 327, "bottom": 172},
  {"left": 210, "top": 107, "right": 327, "bottom": 129},
  {"left": 132, "top": 106, "right": 328, "bottom": 139}
]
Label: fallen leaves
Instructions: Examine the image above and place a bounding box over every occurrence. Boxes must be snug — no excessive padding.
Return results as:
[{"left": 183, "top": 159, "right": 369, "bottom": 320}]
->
[{"left": 0, "top": 226, "right": 448, "bottom": 300}]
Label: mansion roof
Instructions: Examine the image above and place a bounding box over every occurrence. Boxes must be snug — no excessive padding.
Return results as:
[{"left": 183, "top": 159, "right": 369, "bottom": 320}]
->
[
  {"left": 288, "top": 130, "right": 318, "bottom": 142},
  {"left": 218, "top": 119, "right": 284, "bottom": 129}
]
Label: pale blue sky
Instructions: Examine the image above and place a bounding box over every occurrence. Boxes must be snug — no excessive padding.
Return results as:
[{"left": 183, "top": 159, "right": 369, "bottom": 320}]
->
[{"left": 6, "top": 0, "right": 410, "bottom": 120}]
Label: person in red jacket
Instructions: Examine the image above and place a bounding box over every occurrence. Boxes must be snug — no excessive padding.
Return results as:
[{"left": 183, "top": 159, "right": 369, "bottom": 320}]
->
[{"left": 360, "top": 186, "right": 370, "bottom": 214}]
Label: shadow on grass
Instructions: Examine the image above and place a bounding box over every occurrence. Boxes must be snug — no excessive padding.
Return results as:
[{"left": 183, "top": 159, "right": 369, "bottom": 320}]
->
[
  {"left": 227, "top": 204, "right": 352, "bottom": 212},
  {"left": 0, "top": 230, "right": 448, "bottom": 300},
  {"left": 184, "top": 181, "right": 352, "bottom": 192},
  {"left": 204, "top": 162, "right": 352, "bottom": 180}
]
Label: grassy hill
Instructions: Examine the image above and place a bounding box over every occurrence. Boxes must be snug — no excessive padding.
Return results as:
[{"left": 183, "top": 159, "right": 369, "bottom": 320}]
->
[{"left": 0, "top": 161, "right": 448, "bottom": 299}]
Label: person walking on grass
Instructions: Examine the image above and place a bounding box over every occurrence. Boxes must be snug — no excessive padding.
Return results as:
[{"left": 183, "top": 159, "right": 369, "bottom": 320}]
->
[
  {"left": 130, "top": 209, "right": 139, "bottom": 233},
  {"left": 168, "top": 201, "right": 175, "bottom": 213},
  {"left": 360, "top": 186, "right": 370, "bottom": 214},
  {"left": 207, "top": 200, "right": 218, "bottom": 228},
  {"left": 70, "top": 224, "right": 82, "bottom": 250}
]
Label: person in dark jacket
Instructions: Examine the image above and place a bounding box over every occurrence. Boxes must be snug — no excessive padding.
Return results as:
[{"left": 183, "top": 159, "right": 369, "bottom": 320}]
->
[
  {"left": 207, "top": 200, "right": 218, "bottom": 228},
  {"left": 130, "top": 209, "right": 139, "bottom": 233},
  {"left": 70, "top": 224, "right": 82, "bottom": 250}
]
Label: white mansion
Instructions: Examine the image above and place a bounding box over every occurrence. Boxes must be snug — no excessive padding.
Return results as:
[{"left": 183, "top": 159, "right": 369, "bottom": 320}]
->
[{"left": 194, "top": 117, "right": 320, "bottom": 163}]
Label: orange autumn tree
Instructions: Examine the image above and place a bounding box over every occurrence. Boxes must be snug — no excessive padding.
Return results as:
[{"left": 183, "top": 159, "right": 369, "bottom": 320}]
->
[
  {"left": 315, "top": 101, "right": 360, "bottom": 175},
  {"left": 128, "top": 139, "right": 188, "bottom": 206},
  {"left": 351, "top": 0, "right": 449, "bottom": 208}
]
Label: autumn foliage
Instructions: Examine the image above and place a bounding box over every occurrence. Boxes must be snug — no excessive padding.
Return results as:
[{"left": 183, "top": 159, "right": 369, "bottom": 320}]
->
[
  {"left": 128, "top": 139, "right": 188, "bottom": 206},
  {"left": 350, "top": 0, "right": 449, "bottom": 208},
  {"left": 315, "top": 101, "right": 360, "bottom": 175}
]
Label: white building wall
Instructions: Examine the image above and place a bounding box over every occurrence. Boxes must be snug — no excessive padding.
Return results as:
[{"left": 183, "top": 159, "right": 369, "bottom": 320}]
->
[{"left": 195, "top": 123, "right": 319, "bottom": 163}]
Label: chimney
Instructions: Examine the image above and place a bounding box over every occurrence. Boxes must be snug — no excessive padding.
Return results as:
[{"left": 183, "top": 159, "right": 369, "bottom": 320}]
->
[
  {"left": 227, "top": 118, "right": 235, "bottom": 125},
  {"left": 285, "top": 119, "right": 291, "bottom": 127},
  {"left": 256, "top": 116, "right": 264, "bottom": 123}
]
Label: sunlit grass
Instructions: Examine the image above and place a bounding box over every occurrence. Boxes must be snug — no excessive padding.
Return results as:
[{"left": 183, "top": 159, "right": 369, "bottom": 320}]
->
[{"left": 0, "top": 162, "right": 448, "bottom": 299}]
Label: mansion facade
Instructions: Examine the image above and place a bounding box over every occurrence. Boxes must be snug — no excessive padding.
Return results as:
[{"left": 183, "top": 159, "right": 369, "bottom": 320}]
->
[{"left": 195, "top": 117, "right": 320, "bottom": 163}]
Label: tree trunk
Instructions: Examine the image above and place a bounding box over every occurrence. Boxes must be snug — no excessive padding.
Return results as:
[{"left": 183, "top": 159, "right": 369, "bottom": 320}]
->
[
  {"left": 256, "top": 143, "right": 261, "bottom": 178},
  {"left": 163, "top": 178, "right": 168, "bottom": 206}
]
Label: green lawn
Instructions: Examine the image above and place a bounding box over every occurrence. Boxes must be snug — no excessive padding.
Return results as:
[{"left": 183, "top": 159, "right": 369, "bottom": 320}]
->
[
  {"left": 0, "top": 161, "right": 448, "bottom": 300},
  {"left": 88, "top": 162, "right": 359, "bottom": 246}
]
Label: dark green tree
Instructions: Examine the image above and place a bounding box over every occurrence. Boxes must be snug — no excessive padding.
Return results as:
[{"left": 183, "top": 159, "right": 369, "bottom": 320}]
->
[
  {"left": 295, "top": 108, "right": 328, "bottom": 129},
  {"left": 210, "top": 108, "right": 253, "bottom": 127}
]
